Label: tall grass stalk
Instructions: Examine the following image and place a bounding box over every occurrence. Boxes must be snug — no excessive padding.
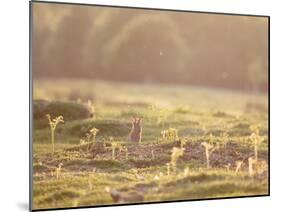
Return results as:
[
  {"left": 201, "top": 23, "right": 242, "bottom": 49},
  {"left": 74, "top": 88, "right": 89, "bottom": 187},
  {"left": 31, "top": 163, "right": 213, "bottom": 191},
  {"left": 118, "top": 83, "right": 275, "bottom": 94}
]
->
[
  {"left": 166, "top": 163, "right": 170, "bottom": 176},
  {"left": 111, "top": 142, "right": 119, "bottom": 160},
  {"left": 151, "top": 150, "right": 155, "bottom": 160},
  {"left": 46, "top": 114, "right": 64, "bottom": 155},
  {"left": 250, "top": 132, "right": 263, "bottom": 161},
  {"left": 235, "top": 161, "right": 243, "bottom": 174},
  {"left": 250, "top": 124, "right": 263, "bottom": 161},
  {"left": 180, "top": 139, "right": 187, "bottom": 150},
  {"left": 170, "top": 147, "right": 184, "bottom": 174},
  {"left": 248, "top": 157, "right": 255, "bottom": 177}
]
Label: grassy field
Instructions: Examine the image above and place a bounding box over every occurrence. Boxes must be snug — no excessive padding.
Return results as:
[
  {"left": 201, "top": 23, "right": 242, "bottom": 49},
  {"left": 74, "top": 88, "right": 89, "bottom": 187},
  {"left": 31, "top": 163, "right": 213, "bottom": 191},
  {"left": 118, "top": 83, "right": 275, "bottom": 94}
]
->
[{"left": 32, "top": 79, "right": 269, "bottom": 210}]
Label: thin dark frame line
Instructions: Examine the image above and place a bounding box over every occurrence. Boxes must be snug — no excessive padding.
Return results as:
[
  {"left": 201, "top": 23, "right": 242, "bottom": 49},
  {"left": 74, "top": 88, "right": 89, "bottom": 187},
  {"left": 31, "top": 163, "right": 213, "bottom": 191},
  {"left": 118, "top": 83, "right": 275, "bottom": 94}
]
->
[
  {"left": 29, "top": 0, "right": 270, "bottom": 211},
  {"left": 29, "top": 1, "right": 33, "bottom": 211},
  {"left": 31, "top": 0, "right": 269, "bottom": 18},
  {"left": 267, "top": 16, "right": 270, "bottom": 196}
]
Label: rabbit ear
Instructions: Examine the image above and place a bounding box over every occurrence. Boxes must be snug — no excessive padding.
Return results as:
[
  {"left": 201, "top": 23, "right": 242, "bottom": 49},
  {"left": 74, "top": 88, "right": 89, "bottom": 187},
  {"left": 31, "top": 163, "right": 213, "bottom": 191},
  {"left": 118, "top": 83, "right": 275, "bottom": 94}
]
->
[
  {"left": 137, "top": 118, "right": 142, "bottom": 124},
  {"left": 131, "top": 117, "right": 136, "bottom": 123}
]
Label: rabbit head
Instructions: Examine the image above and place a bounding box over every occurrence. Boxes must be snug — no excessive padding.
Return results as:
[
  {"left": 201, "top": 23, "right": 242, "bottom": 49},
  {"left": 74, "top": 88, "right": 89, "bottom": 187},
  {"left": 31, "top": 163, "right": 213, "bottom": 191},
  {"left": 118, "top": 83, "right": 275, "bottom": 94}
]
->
[
  {"left": 129, "top": 117, "right": 142, "bottom": 143},
  {"left": 132, "top": 117, "right": 142, "bottom": 131}
]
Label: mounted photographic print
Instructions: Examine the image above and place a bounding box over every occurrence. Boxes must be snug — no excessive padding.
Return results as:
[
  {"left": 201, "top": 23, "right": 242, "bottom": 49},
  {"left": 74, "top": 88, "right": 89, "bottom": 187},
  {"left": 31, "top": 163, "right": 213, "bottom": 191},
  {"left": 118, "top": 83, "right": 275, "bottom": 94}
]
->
[{"left": 30, "top": 1, "right": 269, "bottom": 211}]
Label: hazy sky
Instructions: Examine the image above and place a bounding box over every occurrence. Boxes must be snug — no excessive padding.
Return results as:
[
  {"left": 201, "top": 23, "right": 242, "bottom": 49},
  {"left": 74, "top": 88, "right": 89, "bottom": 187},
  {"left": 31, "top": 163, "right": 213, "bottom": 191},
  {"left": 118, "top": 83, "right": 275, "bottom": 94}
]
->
[{"left": 32, "top": 2, "right": 268, "bottom": 92}]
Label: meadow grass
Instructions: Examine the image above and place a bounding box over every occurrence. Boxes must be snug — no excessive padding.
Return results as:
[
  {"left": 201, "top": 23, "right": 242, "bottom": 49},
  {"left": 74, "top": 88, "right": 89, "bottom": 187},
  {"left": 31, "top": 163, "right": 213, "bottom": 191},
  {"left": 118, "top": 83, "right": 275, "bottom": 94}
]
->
[{"left": 32, "top": 79, "right": 268, "bottom": 210}]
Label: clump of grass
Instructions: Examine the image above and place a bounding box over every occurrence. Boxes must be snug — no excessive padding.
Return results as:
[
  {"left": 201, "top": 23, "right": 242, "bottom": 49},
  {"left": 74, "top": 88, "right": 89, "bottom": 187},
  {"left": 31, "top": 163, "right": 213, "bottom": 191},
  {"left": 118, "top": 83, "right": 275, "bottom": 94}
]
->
[
  {"left": 46, "top": 114, "right": 64, "bottom": 155},
  {"left": 166, "top": 163, "right": 171, "bottom": 176},
  {"left": 201, "top": 135, "right": 219, "bottom": 169},
  {"left": 170, "top": 147, "right": 184, "bottom": 174},
  {"left": 111, "top": 141, "right": 121, "bottom": 160},
  {"left": 161, "top": 128, "right": 179, "bottom": 142}
]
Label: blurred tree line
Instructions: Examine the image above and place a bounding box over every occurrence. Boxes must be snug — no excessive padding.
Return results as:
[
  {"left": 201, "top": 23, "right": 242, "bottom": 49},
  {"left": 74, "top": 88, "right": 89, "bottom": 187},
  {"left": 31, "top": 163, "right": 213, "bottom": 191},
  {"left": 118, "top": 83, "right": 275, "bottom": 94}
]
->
[{"left": 32, "top": 3, "right": 268, "bottom": 93}]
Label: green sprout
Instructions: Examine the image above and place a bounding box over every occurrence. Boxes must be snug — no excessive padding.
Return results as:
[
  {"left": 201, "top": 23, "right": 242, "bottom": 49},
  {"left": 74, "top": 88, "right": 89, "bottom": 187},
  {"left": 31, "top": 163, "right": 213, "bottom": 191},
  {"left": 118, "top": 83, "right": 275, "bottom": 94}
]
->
[
  {"left": 201, "top": 135, "right": 219, "bottom": 169},
  {"left": 55, "top": 163, "right": 63, "bottom": 179},
  {"left": 84, "top": 127, "right": 99, "bottom": 150},
  {"left": 86, "top": 127, "right": 99, "bottom": 143},
  {"left": 90, "top": 128, "right": 99, "bottom": 141},
  {"left": 46, "top": 114, "right": 64, "bottom": 155}
]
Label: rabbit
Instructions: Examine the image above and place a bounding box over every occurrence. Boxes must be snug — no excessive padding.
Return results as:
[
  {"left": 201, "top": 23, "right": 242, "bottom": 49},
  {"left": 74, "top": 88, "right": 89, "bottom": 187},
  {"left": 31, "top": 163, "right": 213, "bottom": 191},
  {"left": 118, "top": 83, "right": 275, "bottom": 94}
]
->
[{"left": 129, "top": 117, "right": 142, "bottom": 143}]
